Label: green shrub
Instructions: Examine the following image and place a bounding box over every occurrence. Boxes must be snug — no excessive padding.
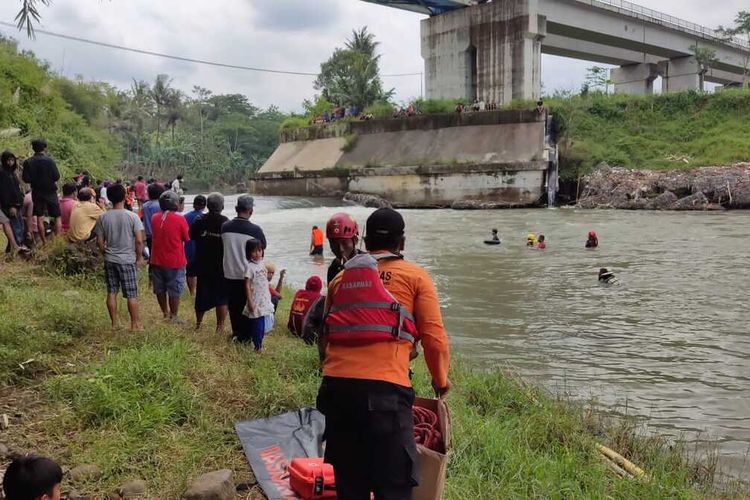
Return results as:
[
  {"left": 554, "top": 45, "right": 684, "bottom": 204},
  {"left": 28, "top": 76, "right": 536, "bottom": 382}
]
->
[
  {"left": 280, "top": 115, "right": 310, "bottom": 131},
  {"left": 363, "top": 100, "right": 394, "bottom": 118},
  {"left": 341, "top": 133, "right": 359, "bottom": 153}
]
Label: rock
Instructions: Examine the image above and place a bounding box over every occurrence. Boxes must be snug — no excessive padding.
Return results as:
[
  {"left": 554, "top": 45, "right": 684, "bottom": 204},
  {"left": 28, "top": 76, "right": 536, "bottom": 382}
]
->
[
  {"left": 652, "top": 191, "right": 678, "bottom": 210},
  {"left": 0, "top": 442, "right": 9, "bottom": 458},
  {"left": 118, "top": 479, "right": 147, "bottom": 498},
  {"left": 726, "top": 181, "right": 750, "bottom": 208},
  {"left": 672, "top": 192, "right": 710, "bottom": 210},
  {"left": 66, "top": 489, "right": 92, "bottom": 500},
  {"left": 451, "top": 200, "right": 522, "bottom": 209},
  {"left": 69, "top": 464, "right": 103, "bottom": 482},
  {"left": 182, "top": 469, "right": 235, "bottom": 500},
  {"left": 343, "top": 192, "right": 392, "bottom": 208},
  {"left": 0, "top": 414, "right": 9, "bottom": 429}
]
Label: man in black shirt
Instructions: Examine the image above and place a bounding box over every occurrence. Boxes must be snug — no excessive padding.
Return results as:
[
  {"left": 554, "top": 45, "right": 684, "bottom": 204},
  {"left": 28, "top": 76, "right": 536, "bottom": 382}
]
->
[
  {"left": 190, "top": 192, "right": 230, "bottom": 333},
  {"left": 21, "top": 139, "right": 61, "bottom": 242}
]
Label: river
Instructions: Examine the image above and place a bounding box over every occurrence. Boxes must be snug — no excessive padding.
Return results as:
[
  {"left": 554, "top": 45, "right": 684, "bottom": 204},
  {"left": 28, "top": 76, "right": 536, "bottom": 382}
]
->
[{"left": 194, "top": 194, "right": 750, "bottom": 475}]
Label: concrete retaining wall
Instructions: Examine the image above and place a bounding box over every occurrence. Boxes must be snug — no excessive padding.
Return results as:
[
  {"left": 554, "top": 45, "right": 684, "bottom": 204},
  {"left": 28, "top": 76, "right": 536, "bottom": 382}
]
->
[{"left": 255, "top": 110, "right": 551, "bottom": 208}]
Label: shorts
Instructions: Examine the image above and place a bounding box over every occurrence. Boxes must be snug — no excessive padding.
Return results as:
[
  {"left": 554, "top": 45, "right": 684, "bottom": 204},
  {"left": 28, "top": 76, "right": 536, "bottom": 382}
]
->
[
  {"left": 31, "top": 191, "right": 61, "bottom": 218},
  {"left": 186, "top": 261, "right": 199, "bottom": 277},
  {"left": 195, "top": 274, "right": 229, "bottom": 312},
  {"left": 150, "top": 265, "right": 186, "bottom": 299},
  {"left": 311, "top": 245, "right": 324, "bottom": 255},
  {"left": 104, "top": 262, "right": 138, "bottom": 299}
]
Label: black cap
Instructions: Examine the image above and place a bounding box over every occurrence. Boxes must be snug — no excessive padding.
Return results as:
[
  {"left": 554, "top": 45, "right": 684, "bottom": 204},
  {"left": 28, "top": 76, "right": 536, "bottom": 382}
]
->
[{"left": 366, "top": 208, "right": 404, "bottom": 238}]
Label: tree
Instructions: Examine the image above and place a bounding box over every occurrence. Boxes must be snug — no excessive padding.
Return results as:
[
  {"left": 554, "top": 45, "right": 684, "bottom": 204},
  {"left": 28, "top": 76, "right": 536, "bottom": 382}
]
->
[
  {"left": 584, "top": 66, "right": 612, "bottom": 93},
  {"left": 15, "top": 0, "right": 51, "bottom": 38},
  {"left": 314, "top": 27, "right": 393, "bottom": 110},
  {"left": 689, "top": 44, "right": 719, "bottom": 91},
  {"left": 150, "top": 74, "right": 174, "bottom": 147},
  {"left": 717, "top": 11, "right": 750, "bottom": 87}
]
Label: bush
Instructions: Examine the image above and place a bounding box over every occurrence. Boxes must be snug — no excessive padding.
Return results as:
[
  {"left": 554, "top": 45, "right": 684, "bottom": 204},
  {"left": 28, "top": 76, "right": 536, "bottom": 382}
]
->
[
  {"left": 363, "top": 100, "right": 394, "bottom": 118},
  {"left": 280, "top": 115, "right": 310, "bottom": 131}
]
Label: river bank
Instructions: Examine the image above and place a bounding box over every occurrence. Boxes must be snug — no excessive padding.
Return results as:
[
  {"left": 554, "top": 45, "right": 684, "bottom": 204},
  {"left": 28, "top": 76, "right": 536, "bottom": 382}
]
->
[
  {"left": 0, "top": 244, "right": 746, "bottom": 498},
  {"left": 575, "top": 163, "right": 750, "bottom": 210}
]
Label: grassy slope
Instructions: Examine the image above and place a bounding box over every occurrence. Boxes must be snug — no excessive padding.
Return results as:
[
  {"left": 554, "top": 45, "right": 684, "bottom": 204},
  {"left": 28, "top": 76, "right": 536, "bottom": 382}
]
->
[{"left": 0, "top": 251, "right": 746, "bottom": 498}]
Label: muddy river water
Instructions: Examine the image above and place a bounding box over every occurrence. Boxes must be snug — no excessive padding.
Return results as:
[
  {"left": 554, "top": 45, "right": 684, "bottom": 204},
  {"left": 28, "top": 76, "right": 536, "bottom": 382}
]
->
[{"left": 198, "top": 195, "right": 750, "bottom": 474}]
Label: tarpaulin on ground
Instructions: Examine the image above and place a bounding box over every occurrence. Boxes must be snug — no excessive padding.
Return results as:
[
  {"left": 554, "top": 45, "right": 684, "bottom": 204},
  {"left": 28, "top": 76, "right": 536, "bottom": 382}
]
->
[{"left": 235, "top": 408, "right": 325, "bottom": 500}]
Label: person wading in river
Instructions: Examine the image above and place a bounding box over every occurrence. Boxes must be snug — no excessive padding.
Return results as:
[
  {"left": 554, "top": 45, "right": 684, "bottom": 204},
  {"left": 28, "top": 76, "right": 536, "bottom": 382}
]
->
[
  {"left": 221, "top": 195, "right": 266, "bottom": 342},
  {"left": 317, "top": 207, "right": 451, "bottom": 500},
  {"left": 310, "top": 225, "right": 324, "bottom": 256}
]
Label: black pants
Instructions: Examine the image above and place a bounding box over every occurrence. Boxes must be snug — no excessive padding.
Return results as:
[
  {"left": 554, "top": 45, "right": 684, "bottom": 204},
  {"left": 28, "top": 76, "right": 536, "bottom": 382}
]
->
[
  {"left": 317, "top": 377, "right": 418, "bottom": 500},
  {"left": 226, "top": 278, "right": 252, "bottom": 342}
]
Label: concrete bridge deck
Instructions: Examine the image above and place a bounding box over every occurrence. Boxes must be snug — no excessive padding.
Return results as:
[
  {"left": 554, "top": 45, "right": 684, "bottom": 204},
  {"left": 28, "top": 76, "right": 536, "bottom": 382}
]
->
[{"left": 367, "top": 0, "right": 750, "bottom": 101}]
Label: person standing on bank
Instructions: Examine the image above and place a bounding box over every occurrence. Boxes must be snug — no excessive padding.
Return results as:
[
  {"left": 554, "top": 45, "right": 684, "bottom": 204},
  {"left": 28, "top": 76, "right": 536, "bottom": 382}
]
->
[
  {"left": 184, "top": 194, "right": 206, "bottom": 297},
  {"left": 0, "top": 150, "right": 28, "bottom": 253},
  {"left": 93, "top": 183, "right": 144, "bottom": 331},
  {"left": 21, "top": 139, "right": 61, "bottom": 242},
  {"left": 150, "top": 190, "right": 189, "bottom": 321},
  {"left": 221, "top": 195, "right": 266, "bottom": 341},
  {"left": 190, "top": 192, "right": 229, "bottom": 333},
  {"left": 317, "top": 207, "right": 451, "bottom": 500}
]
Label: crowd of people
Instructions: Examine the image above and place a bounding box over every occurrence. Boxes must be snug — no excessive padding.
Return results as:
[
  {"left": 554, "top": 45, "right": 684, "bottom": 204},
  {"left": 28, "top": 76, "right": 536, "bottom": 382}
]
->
[{"left": 2, "top": 136, "right": 461, "bottom": 499}]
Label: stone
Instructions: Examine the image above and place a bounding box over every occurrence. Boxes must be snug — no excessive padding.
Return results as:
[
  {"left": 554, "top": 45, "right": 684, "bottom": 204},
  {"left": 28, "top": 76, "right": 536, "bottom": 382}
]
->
[
  {"left": 672, "top": 192, "right": 710, "bottom": 210},
  {"left": 118, "top": 479, "right": 147, "bottom": 498},
  {"left": 343, "top": 192, "right": 392, "bottom": 208},
  {"left": 182, "top": 469, "right": 234, "bottom": 500},
  {"left": 0, "top": 442, "right": 9, "bottom": 458},
  {"left": 66, "top": 489, "right": 92, "bottom": 500},
  {"left": 69, "top": 464, "right": 103, "bottom": 482},
  {"left": 652, "top": 191, "right": 678, "bottom": 210}
]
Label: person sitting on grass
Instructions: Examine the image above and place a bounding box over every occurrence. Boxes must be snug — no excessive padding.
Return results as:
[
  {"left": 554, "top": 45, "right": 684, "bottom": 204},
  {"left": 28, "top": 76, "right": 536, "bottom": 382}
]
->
[
  {"left": 287, "top": 275, "right": 323, "bottom": 340},
  {"left": 2, "top": 455, "right": 63, "bottom": 500},
  {"left": 68, "top": 188, "right": 105, "bottom": 243},
  {"left": 93, "top": 183, "right": 144, "bottom": 331},
  {"left": 243, "top": 238, "right": 275, "bottom": 351}
]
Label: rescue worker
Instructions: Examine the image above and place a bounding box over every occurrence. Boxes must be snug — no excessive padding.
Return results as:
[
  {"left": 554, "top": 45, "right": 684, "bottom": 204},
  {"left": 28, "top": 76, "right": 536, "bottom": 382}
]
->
[
  {"left": 325, "top": 212, "right": 361, "bottom": 284},
  {"left": 317, "top": 207, "right": 451, "bottom": 500},
  {"left": 287, "top": 275, "right": 323, "bottom": 343},
  {"left": 310, "top": 225, "right": 324, "bottom": 256},
  {"left": 586, "top": 230, "right": 599, "bottom": 248},
  {"left": 526, "top": 232, "right": 538, "bottom": 247}
]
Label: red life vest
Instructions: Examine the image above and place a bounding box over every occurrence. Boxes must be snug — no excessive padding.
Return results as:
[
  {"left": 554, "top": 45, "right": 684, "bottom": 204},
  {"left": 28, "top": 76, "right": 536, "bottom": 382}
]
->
[
  {"left": 288, "top": 289, "right": 322, "bottom": 337},
  {"left": 325, "top": 253, "right": 418, "bottom": 346}
]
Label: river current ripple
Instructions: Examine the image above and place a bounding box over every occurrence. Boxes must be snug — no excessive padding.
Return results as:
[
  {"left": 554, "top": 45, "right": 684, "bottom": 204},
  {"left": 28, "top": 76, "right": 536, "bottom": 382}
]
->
[{"left": 199, "top": 195, "right": 750, "bottom": 475}]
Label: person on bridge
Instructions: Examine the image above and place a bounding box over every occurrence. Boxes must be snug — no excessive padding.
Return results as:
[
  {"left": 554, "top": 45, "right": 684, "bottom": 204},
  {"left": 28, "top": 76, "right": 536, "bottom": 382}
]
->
[
  {"left": 317, "top": 207, "right": 451, "bottom": 500},
  {"left": 325, "top": 212, "right": 361, "bottom": 284},
  {"left": 310, "top": 225, "right": 324, "bottom": 256},
  {"left": 586, "top": 230, "right": 599, "bottom": 248}
]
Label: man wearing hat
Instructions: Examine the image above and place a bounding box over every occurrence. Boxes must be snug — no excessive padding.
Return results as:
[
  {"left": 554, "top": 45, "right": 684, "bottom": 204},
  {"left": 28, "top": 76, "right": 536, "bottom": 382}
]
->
[
  {"left": 150, "top": 189, "right": 190, "bottom": 321},
  {"left": 317, "top": 207, "right": 451, "bottom": 499},
  {"left": 221, "top": 194, "right": 266, "bottom": 341}
]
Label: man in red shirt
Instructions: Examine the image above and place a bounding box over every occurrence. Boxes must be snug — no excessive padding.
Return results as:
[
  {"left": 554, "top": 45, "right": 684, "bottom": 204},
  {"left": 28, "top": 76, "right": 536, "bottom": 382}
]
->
[
  {"left": 134, "top": 176, "right": 147, "bottom": 207},
  {"left": 150, "top": 190, "right": 189, "bottom": 321}
]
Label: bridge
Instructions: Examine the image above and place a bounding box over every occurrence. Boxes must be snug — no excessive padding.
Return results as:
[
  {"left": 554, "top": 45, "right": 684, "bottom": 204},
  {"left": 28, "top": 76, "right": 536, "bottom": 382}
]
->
[{"left": 363, "top": 0, "right": 750, "bottom": 102}]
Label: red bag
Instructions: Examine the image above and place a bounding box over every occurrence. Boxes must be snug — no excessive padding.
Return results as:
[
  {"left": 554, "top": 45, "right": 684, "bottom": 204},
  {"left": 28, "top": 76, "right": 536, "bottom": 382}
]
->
[{"left": 288, "top": 458, "right": 336, "bottom": 499}]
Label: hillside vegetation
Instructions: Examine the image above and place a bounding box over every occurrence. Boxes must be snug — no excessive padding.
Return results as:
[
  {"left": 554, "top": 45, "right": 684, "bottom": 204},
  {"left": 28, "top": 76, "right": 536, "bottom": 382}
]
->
[{"left": 0, "top": 36, "right": 118, "bottom": 180}]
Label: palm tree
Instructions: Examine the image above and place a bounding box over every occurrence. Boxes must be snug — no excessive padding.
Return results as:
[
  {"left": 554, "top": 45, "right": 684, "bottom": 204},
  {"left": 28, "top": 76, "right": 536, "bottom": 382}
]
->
[
  {"left": 150, "top": 74, "right": 173, "bottom": 148},
  {"left": 126, "top": 79, "right": 154, "bottom": 158},
  {"left": 15, "top": 0, "right": 52, "bottom": 38},
  {"left": 346, "top": 27, "right": 378, "bottom": 59}
]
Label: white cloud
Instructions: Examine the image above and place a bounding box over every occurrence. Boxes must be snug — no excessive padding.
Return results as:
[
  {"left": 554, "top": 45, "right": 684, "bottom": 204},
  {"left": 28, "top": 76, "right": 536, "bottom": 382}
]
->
[{"left": 0, "top": 0, "right": 744, "bottom": 111}]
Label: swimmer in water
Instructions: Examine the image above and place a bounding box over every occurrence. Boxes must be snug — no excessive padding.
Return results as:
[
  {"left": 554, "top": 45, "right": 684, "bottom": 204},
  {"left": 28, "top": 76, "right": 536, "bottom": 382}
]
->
[
  {"left": 586, "top": 231, "right": 598, "bottom": 248},
  {"left": 490, "top": 229, "right": 500, "bottom": 242},
  {"left": 537, "top": 234, "right": 546, "bottom": 249},
  {"left": 598, "top": 268, "right": 618, "bottom": 284},
  {"left": 526, "top": 233, "right": 537, "bottom": 247}
]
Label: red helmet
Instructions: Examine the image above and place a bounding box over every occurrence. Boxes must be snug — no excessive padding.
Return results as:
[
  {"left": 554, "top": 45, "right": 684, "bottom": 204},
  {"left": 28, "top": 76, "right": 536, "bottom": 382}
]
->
[
  {"left": 588, "top": 230, "right": 597, "bottom": 238},
  {"left": 326, "top": 213, "right": 359, "bottom": 240}
]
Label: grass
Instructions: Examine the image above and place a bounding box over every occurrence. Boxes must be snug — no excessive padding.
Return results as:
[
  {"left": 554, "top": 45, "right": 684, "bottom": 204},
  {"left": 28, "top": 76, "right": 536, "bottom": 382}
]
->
[{"left": 0, "top": 247, "right": 747, "bottom": 498}]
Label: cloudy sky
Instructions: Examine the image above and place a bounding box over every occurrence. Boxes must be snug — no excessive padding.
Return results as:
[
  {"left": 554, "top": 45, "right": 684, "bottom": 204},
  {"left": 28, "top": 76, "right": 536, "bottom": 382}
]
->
[{"left": 0, "top": 1, "right": 745, "bottom": 111}]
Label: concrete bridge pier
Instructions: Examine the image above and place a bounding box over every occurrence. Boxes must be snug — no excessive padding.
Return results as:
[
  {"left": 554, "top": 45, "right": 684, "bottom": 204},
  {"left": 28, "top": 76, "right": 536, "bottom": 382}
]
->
[
  {"left": 421, "top": 0, "right": 544, "bottom": 104},
  {"left": 611, "top": 63, "right": 660, "bottom": 94},
  {"left": 663, "top": 56, "right": 702, "bottom": 92}
]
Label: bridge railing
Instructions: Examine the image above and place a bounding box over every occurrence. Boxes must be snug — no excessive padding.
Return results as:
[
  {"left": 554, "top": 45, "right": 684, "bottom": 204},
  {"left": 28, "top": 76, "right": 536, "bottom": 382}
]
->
[{"left": 575, "top": 0, "right": 749, "bottom": 49}]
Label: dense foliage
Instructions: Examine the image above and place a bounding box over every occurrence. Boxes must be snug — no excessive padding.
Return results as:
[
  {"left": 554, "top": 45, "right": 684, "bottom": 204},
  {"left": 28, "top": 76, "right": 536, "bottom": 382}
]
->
[
  {"left": 314, "top": 27, "right": 393, "bottom": 110},
  {"left": 0, "top": 36, "right": 285, "bottom": 188},
  {"left": 0, "top": 36, "right": 118, "bottom": 180}
]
